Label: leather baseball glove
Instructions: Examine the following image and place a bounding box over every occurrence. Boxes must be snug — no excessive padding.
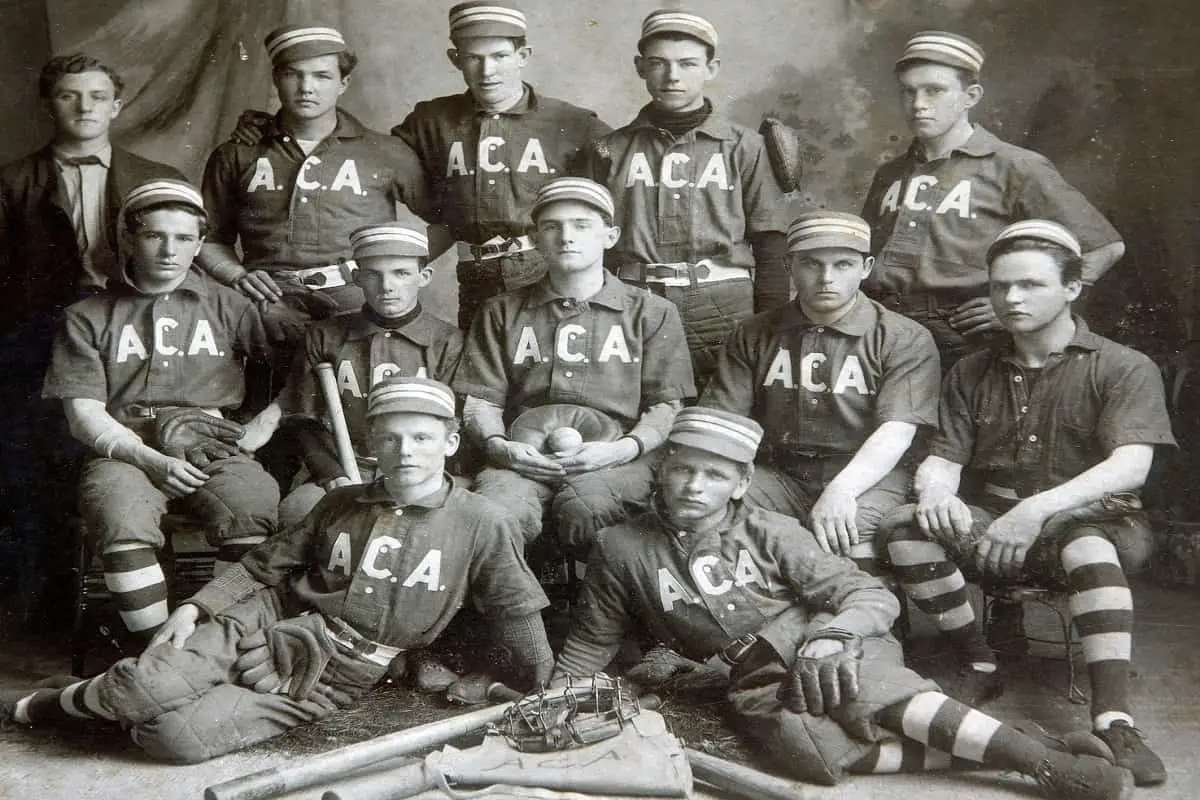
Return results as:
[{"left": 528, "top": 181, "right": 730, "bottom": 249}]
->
[
  {"left": 154, "top": 407, "right": 245, "bottom": 469},
  {"left": 777, "top": 627, "right": 864, "bottom": 716},
  {"left": 508, "top": 404, "right": 623, "bottom": 454},
  {"left": 759, "top": 116, "right": 804, "bottom": 193}
]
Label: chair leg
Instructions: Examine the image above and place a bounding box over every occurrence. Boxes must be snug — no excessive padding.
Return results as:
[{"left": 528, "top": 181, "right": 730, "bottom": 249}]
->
[{"left": 70, "top": 523, "right": 91, "bottom": 678}]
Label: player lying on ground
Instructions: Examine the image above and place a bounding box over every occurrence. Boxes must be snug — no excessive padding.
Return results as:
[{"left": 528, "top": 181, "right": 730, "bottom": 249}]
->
[
  {"left": 1, "top": 377, "right": 553, "bottom": 764},
  {"left": 552, "top": 406, "right": 1136, "bottom": 799},
  {"left": 878, "top": 220, "right": 1173, "bottom": 787}
]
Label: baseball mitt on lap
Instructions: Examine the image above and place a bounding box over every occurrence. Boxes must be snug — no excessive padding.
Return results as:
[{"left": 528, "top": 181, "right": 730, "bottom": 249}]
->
[
  {"left": 508, "top": 404, "right": 623, "bottom": 454},
  {"left": 154, "top": 407, "right": 245, "bottom": 469}
]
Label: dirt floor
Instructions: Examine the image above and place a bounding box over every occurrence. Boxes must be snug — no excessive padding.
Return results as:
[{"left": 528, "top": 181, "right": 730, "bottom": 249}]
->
[{"left": 1, "top": 580, "right": 1198, "bottom": 799}]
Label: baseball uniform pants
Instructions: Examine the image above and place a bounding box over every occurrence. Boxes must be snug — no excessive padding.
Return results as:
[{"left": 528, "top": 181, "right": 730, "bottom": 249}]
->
[
  {"left": 636, "top": 278, "right": 754, "bottom": 390},
  {"left": 457, "top": 250, "right": 546, "bottom": 331}
]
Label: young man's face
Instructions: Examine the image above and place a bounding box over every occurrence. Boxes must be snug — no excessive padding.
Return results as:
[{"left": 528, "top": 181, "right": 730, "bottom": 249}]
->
[
  {"left": 273, "top": 54, "right": 347, "bottom": 123},
  {"left": 125, "top": 208, "right": 204, "bottom": 285},
  {"left": 534, "top": 200, "right": 620, "bottom": 278},
  {"left": 660, "top": 445, "right": 751, "bottom": 531},
  {"left": 635, "top": 37, "right": 718, "bottom": 113},
  {"left": 449, "top": 37, "right": 530, "bottom": 108},
  {"left": 354, "top": 255, "right": 432, "bottom": 319},
  {"left": 46, "top": 70, "right": 122, "bottom": 144},
  {"left": 895, "top": 62, "right": 980, "bottom": 142},
  {"left": 989, "top": 249, "right": 1081, "bottom": 335},
  {"left": 370, "top": 413, "right": 459, "bottom": 491},
  {"left": 789, "top": 247, "right": 873, "bottom": 318}
]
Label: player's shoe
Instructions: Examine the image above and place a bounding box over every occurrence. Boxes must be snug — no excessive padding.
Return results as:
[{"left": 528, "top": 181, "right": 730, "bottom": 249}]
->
[
  {"left": 1095, "top": 721, "right": 1168, "bottom": 786},
  {"left": 1014, "top": 721, "right": 1115, "bottom": 762},
  {"left": 407, "top": 650, "right": 459, "bottom": 693},
  {"left": 1031, "top": 751, "right": 1134, "bottom": 800},
  {"left": 0, "top": 676, "right": 80, "bottom": 729}
]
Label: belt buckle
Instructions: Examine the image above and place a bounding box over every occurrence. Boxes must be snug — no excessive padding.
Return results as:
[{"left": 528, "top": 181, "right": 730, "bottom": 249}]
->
[
  {"left": 718, "top": 632, "right": 758, "bottom": 666},
  {"left": 473, "top": 236, "right": 525, "bottom": 260},
  {"left": 126, "top": 404, "right": 157, "bottom": 420}
]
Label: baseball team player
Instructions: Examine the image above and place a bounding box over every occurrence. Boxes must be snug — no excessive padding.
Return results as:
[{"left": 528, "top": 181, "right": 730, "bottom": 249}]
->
[
  {"left": 1, "top": 377, "right": 554, "bottom": 764},
  {"left": 0, "top": 54, "right": 183, "bottom": 620},
  {"left": 240, "top": 223, "right": 462, "bottom": 529},
  {"left": 861, "top": 31, "right": 1125, "bottom": 364},
  {"left": 583, "top": 9, "right": 791, "bottom": 387},
  {"left": 393, "top": 1, "right": 612, "bottom": 329},
  {"left": 199, "top": 24, "right": 428, "bottom": 350},
  {"left": 453, "top": 177, "right": 695, "bottom": 549},
  {"left": 878, "top": 220, "right": 1174, "bottom": 786},
  {"left": 701, "top": 211, "right": 940, "bottom": 575},
  {"left": 553, "top": 407, "right": 1134, "bottom": 799},
  {"left": 41, "top": 179, "right": 280, "bottom": 641}
]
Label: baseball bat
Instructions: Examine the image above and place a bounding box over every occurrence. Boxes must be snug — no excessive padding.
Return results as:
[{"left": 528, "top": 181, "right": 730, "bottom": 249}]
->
[
  {"left": 685, "top": 748, "right": 821, "bottom": 800},
  {"left": 314, "top": 362, "right": 362, "bottom": 484}
]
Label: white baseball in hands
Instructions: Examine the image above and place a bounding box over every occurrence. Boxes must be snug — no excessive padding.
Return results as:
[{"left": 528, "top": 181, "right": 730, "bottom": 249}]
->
[{"left": 545, "top": 426, "right": 584, "bottom": 455}]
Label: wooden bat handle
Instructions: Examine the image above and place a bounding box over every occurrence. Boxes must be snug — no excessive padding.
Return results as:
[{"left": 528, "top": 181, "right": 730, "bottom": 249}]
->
[
  {"left": 686, "top": 747, "right": 820, "bottom": 800},
  {"left": 314, "top": 362, "right": 362, "bottom": 484}
]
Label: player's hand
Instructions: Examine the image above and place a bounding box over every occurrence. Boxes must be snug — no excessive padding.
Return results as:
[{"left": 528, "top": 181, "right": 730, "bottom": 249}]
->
[
  {"left": 915, "top": 486, "right": 974, "bottom": 541},
  {"left": 491, "top": 440, "right": 566, "bottom": 482},
  {"left": 149, "top": 456, "right": 210, "bottom": 498},
  {"left": 230, "top": 109, "right": 273, "bottom": 146},
  {"left": 809, "top": 486, "right": 859, "bottom": 555},
  {"left": 948, "top": 297, "right": 1004, "bottom": 336},
  {"left": 555, "top": 440, "right": 639, "bottom": 475},
  {"left": 798, "top": 637, "right": 846, "bottom": 660},
  {"left": 235, "top": 630, "right": 286, "bottom": 694},
  {"left": 974, "top": 501, "right": 1046, "bottom": 577},
  {"left": 234, "top": 270, "right": 283, "bottom": 304},
  {"left": 237, "top": 425, "right": 273, "bottom": 454},
  {"left": 149, "top": 603, "right": 201, "bottom": 649}
]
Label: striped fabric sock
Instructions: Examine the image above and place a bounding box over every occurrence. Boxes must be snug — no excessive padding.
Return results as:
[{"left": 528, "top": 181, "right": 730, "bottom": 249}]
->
[
  {"left": 848, "top": 540, "right": 881, "bottom": 576},
  {"left": 102, "top": 544, "right": 168, "bottom": 635},
  {"left": 848, "top": 738, "right": 958, "bottom": 773},
  {"left": 885, "top": 529, "right": 992, "bottom": 662},
  {"left": 214, "top": 536, "right": 266, "bottom": 576},
  {"left": 15, "top": 676, "right": 116, "bottom": 725},
  {"left": 874, "top": 690, "right": 1049, "bottom": 774},
  {"left": 1059, "top": 531, "right": 1134, "bottom": 726}
]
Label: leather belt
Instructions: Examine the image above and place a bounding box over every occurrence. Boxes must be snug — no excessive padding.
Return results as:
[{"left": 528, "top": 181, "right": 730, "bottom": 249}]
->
[
  {"left": 617, "top": 259, "right": 751, "bottom": 287},
  {"left": 117, "top": 404, "right": 222, "bottom": 422},
  {"left": 456, "top": 235, "right": 535, "bottom": 262},
  {"left": 326, "top": 616, "right": 404, "bottom": 667},
  {"left": 275, "top": 263, "right": 352, "bottom": 289},
  {"left": 715, "top": 632, "right": 759, "bottom": 667}
]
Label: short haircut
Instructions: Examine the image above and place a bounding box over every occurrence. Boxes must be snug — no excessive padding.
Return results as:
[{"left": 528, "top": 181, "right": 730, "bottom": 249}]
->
[
  {"left": 39, "top": 53, "right": 124, "bottom": 99},
  {"left": 638, "top": 32, "right": 715, "bottom": 62},
  {"left": 124, "top": 201, "right": 210, "bottom": 238},
  {"left": 987, "top": 237, "right": 1083, "bottom": 284},
  {"left": 273, "top": 49, "right": 359, "bottom": 79},
  {"left": 453, "top": 35, "right": 527, "bottom": 51},
  {"left": 895, "top": 59, "right": 979, "bottom": 89}
]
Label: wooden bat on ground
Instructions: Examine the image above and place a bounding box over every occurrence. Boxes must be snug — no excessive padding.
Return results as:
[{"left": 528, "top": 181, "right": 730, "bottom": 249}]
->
[
  {"left": 314, "top": 361, "right": 362, "bottom": 484},
  {"left": 686, "top": 747, "right": 822, "bottom": 800}
]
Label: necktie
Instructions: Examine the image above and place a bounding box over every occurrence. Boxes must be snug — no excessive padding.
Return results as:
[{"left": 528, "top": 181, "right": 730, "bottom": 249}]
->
[{"left": 63, "top": 154, "right": 103, "bottom": 167}]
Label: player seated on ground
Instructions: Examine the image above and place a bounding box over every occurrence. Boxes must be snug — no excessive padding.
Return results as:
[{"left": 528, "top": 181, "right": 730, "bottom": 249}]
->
[
  {"left": 239, "top": 224, "right": 463, "bottom": 529},
  {"left": 1, "top": 377, "right": 553, "bottom": 764},
  {"left": 553, "top": 407, "right": 1135, "bottom": 800},
  {"left": 878, "top": 220, "right": 1174, "bottom": 787},
  {"left": 453, "top": 177, "right": 695, "bottom": 550},
  {"left": 701, "top": 211, "right": 940, "bottom": 577},
  {"left": 41, "top": 179, "right": 280, "bottom": 642}
]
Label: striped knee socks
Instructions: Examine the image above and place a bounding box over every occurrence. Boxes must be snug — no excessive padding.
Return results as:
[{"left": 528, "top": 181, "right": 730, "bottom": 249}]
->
[{"left": 102, "top": 544, "right": 168, "bottom": 635}]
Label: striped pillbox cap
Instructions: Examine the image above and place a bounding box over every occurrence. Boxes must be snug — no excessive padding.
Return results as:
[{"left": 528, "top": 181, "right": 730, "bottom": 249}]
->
[
  {"left": 668, "top": 408, "right": 763, "bottom": 464},
  {"left": 639, "top": 9, "right": 719, "bottom": 50},
  {"left": 366, "top": 377, "right": 457, "bottom": 420},
  {"left": 121, "top": 178, "right": 205, "bottom": 220},
  {"left": 530, "top": 177, "right": 615, "bottom": 221},
  {"left": 897, "top": 31, "right": 985, "bottom": 74},
  {"left": 787, "top": 211, "right": 871, "bottom": 253},
  {"left": 449, "top": 1, "right": 527, "bottom": 40},
  {"left": 987, "top": 219, "right": 1082, "bottom": 261},
  {"left": 264, "top": 24, "right": 347, "bottom": 67},
  {"left": 350, "top": 224, "right": 430, "bottom": 260}
]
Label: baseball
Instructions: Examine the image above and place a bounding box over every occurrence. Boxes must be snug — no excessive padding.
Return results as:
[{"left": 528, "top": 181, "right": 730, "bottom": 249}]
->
[{"left": 545, "top": 426, "right": 584, "bottom": 453}]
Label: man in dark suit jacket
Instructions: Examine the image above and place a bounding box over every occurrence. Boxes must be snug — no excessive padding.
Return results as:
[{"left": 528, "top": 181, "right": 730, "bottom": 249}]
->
[{"left": 0, "top": 53, "right": 183, "bottom": 627}]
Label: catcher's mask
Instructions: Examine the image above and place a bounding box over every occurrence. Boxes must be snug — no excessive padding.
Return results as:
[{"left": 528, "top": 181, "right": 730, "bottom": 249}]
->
[{"left": 497, "top": 673, "right": 643, "bottom": 752}]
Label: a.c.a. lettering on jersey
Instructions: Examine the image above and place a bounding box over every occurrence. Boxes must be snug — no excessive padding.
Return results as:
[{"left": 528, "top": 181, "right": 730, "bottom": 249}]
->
[
  {"left": 246, "top": 156, "right": 367, "bottom": 196},
  {"left": 657, "top": 550, "right": 771, "bottom": 612},
  {"left": 445, "top": 137, "right": 553, "bottom": 177},
  {"left": 762, "top": 349, "right": 874, "bottom": 395},
  {"left": 511, "top": 324, "right": 636, "bottom": 365},
  {"left": 623, "top": 152, "right": 732, "bottom": 191},
  {"left": 876, "top": 175, "right": 974, "bottom": 219},
  {"left": 326, "top": 532, "right": 447, "bottom": 591},
  {"left": 336, "top": 360, "right": 429, "bottom": 398},
  {"left": 114, "top": 319, "right": 225, "bottom": 363}
]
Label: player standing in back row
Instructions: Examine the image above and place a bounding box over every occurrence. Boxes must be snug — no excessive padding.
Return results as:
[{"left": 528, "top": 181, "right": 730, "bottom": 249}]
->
[
  {"left": 584, "top": 9, "right": 791, "bottom": 388},
  {"left": 861, "top": 31, "right": 1124, "bottom": 365}
]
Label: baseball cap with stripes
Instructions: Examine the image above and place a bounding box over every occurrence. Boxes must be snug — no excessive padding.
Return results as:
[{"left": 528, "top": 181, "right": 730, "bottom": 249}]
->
[
  {"left": 121, "top": 178, "right": 205, "bottom": 220},
  {"left": 787, "top": 211, "right": 871, "bottom": 254},
  {"left": 896, "top": 31, "right": 985, "bottom": 74},
  {"left": 366, "top": 376, "right": 457, "bottom": 420},
  {"left": 263, "top": 24, "right": 347, "bottom": 67},
  {"left": 986, "top": 219, "right": 1082, "bottom": 261},
  {"left": 639, "top": 9, "right": 719, "bottom": 50},
  {"left": 668, "top": 408, "right": 763, "bottom": 464},
  {"left": 530, "top": 177, "right": 615, "bottom": 222},
  {"left": 449, "top": 1, "right": 527, "bottom": 40},
  {"left": 350, "top": 224, "right": 430, "bottom": 260}
]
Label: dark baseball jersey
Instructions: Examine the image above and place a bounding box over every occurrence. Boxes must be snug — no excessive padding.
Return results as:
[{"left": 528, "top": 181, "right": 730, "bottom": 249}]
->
[
  {"left": 702, "top": 294, "right": 940, "bottom": 457},
  {"left": 191, "top": 478, "right": 548, "bottom": 648},
  {"left": 453, "top": 272, "right": 696, "bottom": 428},
  {"left": 391, "top": 85, "right": 610, "bottom": 244},
  {"left": 932, "top": 318, "right": 1176, "bottom": 497},
  {"left": 42, "top": 269, "right": 269, "bottom": 413},
  {"left": 861, "top": 126, "right": 1121, "bottom": 294},
  {"left": 584, "top": 105, "right": 786, "bottom": 269},
  {"left": 202, "top": 109, "right": 428, "bottom": 277},
  {"left": 277, "top": 307, "right": 463, "bottom": 454}
]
